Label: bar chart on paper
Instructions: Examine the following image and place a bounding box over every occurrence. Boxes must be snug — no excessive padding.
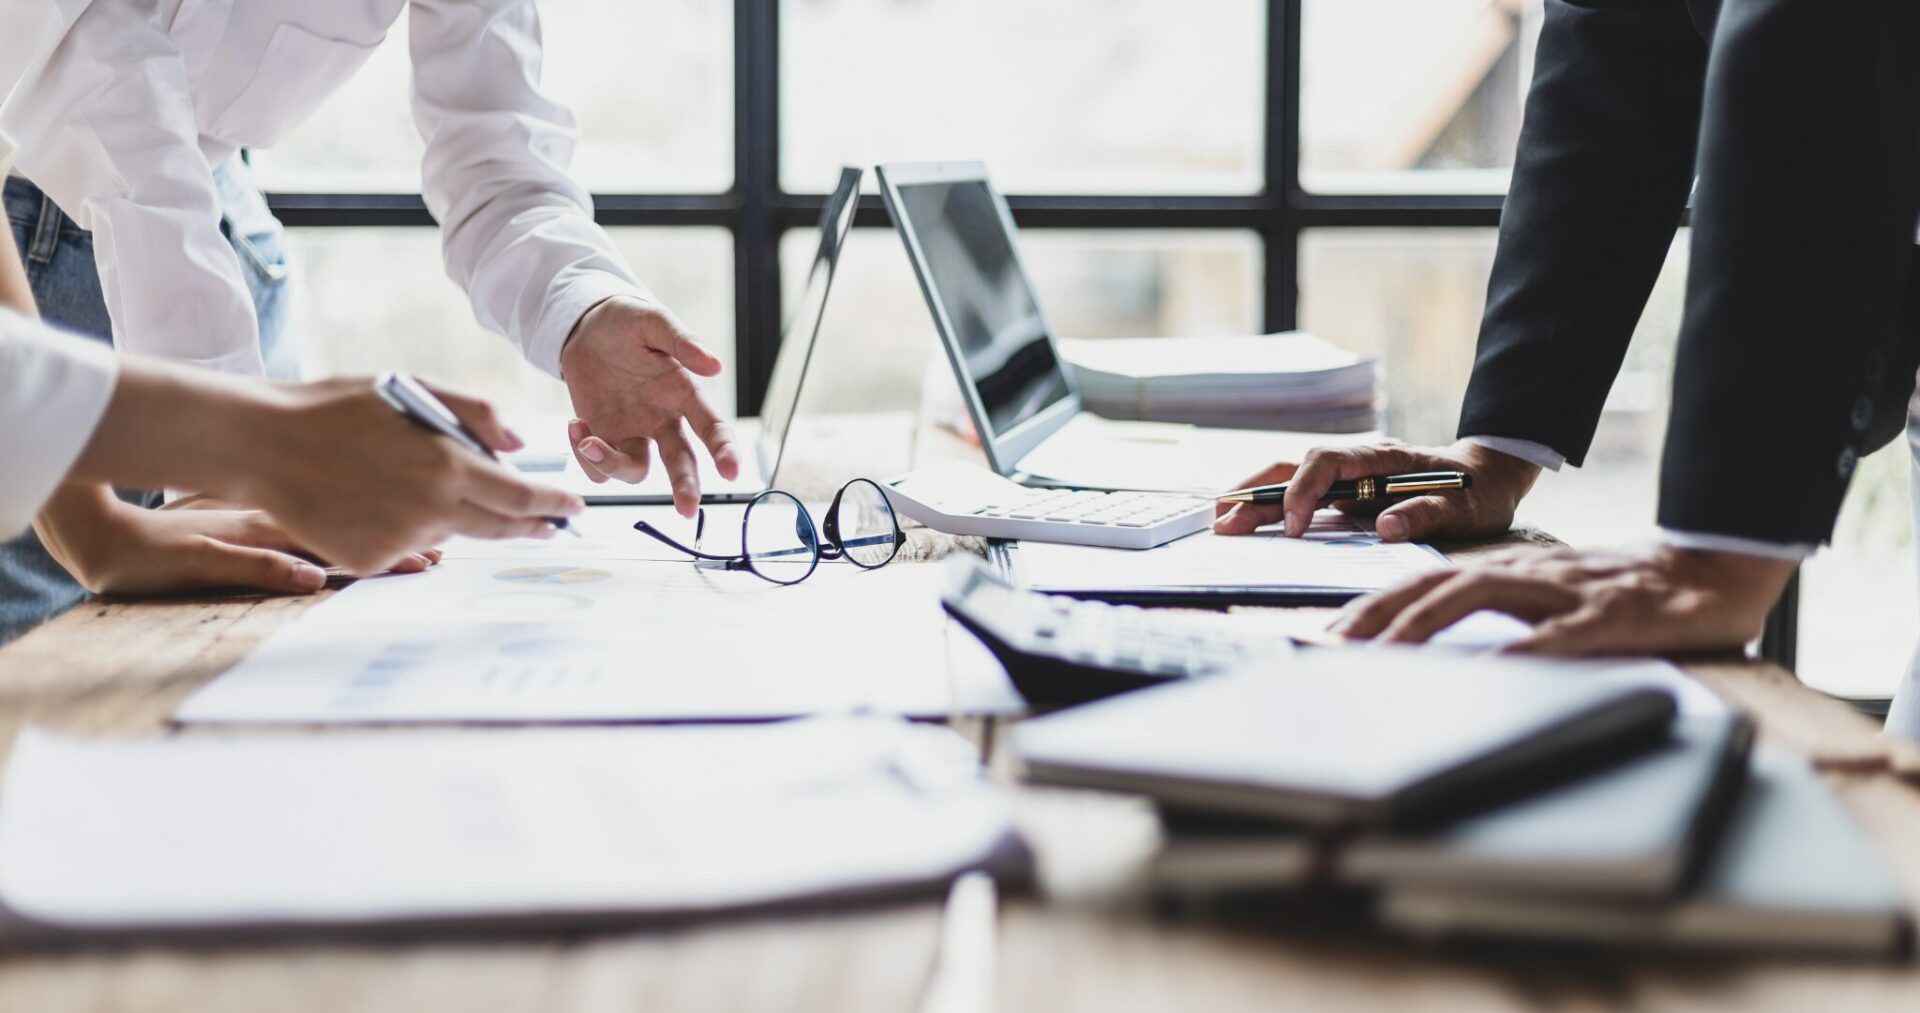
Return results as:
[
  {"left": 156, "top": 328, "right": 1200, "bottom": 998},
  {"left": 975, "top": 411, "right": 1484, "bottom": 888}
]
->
[
  {"left": 177, "top": 558, "right": 1023, "bottom": 724},
  {"left": 491, "top": 566, "right": 616, "bottom": 584}
]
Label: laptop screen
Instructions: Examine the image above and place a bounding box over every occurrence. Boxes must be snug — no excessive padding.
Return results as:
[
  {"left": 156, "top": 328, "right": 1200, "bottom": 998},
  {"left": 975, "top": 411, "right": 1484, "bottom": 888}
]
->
[
  {"left": 757, "top": 167, "right": 862, "bottom": 482},
  {"left": 893, "top": 178, "right": 1072, "bottom": 437}
]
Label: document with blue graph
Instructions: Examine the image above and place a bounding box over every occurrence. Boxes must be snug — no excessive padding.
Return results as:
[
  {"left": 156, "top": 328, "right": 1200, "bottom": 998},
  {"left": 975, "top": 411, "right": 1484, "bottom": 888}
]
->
[{"left": 177, "top": 554, "right": 1022, "bottom": 724}]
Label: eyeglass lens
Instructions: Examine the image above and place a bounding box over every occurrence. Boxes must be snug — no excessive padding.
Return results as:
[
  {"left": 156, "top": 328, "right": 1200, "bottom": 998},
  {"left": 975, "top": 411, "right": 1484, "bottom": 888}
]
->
[
  {"left": 830, "top": 479, "right": 902, "bottom": 569},
  {"left": 742, "top": 491, "right": 821, "bottom": 585}
]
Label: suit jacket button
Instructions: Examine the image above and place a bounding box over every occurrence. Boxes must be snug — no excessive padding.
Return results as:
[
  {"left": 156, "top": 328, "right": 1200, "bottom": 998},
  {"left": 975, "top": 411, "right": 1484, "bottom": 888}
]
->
[
  {"left": 1838, "top": 446, "right": 1859, "bottom": 478},
  {"left": 1852, "top": 396, "right": 1875, "bottom": 431}
]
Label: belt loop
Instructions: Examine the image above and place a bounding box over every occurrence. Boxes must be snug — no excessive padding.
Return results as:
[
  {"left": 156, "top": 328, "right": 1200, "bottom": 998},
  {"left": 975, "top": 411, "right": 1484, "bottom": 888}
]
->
[{"left": 26, "top": 192, "right": 62, "bottom": 265}]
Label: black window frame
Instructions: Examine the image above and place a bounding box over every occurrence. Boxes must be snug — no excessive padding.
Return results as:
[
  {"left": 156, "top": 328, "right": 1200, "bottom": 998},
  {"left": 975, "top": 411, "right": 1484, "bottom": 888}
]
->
[{"left": 261, "top": 0, "right": 1506, "bottom": 417}]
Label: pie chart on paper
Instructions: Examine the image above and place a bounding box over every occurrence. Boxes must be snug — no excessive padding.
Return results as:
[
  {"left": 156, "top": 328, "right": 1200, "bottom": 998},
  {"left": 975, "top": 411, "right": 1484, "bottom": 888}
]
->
[{"left": 492, "top": 566, "right": 615, "bottom": 586}]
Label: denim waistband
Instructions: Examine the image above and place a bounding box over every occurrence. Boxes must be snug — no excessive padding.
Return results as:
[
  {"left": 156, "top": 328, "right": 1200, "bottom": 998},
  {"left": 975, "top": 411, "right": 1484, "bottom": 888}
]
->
[{"left": 5, "top": 156, "right": 254, "bottom": 237}]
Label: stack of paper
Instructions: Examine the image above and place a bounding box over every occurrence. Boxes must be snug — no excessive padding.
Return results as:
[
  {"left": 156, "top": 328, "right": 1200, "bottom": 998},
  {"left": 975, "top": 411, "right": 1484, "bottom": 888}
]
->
[
  {"left": 0, "top": 719, "right": 1023, "bottom": 940},
  {"left": 1060, "top": 333, "right": 1378, "bottom": 433}
]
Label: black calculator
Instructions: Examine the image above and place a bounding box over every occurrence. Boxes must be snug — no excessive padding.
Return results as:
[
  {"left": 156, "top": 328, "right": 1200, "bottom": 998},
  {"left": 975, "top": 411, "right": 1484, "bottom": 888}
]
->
[{"left": 941, "top": 557, "right": 1288, "bottom": 707}]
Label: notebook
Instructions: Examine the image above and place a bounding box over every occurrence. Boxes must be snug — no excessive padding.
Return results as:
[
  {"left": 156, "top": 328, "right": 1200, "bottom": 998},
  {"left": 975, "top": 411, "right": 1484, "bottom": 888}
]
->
[
  {"left": 1013, "top": 650, "right": 1677, "bottom": 830},
  {"left": 1382, "top": 748, "right": 1913, "bottom": 956},
  {"left": 1341, "top": 712, "right": 1755, "bottom": 898}
]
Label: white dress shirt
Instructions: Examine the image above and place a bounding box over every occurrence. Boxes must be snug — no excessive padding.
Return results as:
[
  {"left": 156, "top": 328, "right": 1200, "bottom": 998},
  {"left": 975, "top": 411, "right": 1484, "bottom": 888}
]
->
[
  {"left": 1460, "top": 434, "right": 1819, "bottom": 561},
  {"left": 0, "top": 308, "right": 120, "bottom": 538},
  {"left": 0, "top": 0, "right": 84, "bottom": 111},
  {"left": 0, "top": 0, "right": 649, "bottom": 378}
]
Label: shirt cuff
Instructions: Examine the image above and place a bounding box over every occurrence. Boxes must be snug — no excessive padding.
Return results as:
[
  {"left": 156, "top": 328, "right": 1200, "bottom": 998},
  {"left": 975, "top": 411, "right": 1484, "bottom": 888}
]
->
[
  {"left": 530, "top": 271, "right": 653, "bottom": 380},
  {"left": 1459, "top": 435, "right": 1566, "bottom": 472},
  {"left": 0, "top": 317, "right": 119, "bottom": 537},
  {"left": 1659, "top": 527, "right": 1816, "bottom": 562}
]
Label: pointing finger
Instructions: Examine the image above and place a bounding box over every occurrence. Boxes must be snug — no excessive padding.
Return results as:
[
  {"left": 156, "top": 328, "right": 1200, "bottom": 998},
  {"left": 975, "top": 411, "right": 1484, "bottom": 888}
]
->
[
  {"left": 682, "top": 395, "right": 742, "bottom": 483},
  {"left": 654, "top": 422, "right": 703, "bottom": 518}
]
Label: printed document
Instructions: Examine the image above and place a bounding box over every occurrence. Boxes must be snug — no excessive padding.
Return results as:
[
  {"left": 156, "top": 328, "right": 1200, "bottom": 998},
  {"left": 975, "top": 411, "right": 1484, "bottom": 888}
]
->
[
  {"left": 178, "top": 557, "right": 1021, "bottom": 723},
  {"left": 1010, "top": 512, "right": 1447, "bottom": 594},
  {"left": 0, "top": 720, "right": 1016, "bottom": 931}
]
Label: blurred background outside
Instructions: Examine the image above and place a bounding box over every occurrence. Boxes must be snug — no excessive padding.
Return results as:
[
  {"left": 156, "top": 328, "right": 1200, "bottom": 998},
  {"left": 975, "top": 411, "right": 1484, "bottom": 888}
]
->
[{"left": 249, "top": 0, "right": 1913, "bottom": 700}]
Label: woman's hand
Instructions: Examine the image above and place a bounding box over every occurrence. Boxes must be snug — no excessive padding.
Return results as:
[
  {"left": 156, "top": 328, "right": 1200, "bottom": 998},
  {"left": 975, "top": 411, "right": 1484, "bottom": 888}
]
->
[{"left": 68, "top": 369, "right": 586, "bottom": 576}]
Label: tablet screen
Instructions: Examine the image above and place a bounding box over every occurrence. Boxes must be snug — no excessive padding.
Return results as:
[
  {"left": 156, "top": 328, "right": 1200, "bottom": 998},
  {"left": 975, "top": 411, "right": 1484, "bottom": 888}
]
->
[{"left": 896, "top": 179, "right": 1071, "bottom": 436}]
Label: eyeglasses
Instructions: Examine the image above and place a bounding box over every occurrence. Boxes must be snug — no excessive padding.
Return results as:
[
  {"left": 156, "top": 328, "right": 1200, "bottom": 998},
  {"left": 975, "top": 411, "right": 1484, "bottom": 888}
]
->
[{"left": 632, "top": 478, "right": 905, "bottom": 585}]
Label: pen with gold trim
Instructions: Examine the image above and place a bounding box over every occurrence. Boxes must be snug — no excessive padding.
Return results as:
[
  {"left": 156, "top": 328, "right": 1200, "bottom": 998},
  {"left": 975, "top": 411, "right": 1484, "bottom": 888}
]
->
[{"left": 1214, "top": 470, "right": 1472, "bottom": 505}]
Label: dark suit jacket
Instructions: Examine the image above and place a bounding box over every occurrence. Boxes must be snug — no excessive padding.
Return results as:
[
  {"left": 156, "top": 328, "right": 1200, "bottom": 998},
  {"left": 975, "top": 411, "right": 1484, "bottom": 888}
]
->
[{"left": 1457, "top": 0, "right": 1920, "bottom": 544}]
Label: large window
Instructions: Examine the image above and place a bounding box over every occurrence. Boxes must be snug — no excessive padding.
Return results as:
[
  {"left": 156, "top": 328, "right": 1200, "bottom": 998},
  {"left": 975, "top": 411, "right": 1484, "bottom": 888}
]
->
[{"left": 260, "top": 0, "right": 1905, "bottom": 696}]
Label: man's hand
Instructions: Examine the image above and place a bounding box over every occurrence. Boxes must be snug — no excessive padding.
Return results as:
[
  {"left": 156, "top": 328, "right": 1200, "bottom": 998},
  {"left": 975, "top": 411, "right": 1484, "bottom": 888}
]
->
[
  {"left": 1214, "top": 439, "right": 1542, "bottom": 541},
  {"left": 559, "top": 296, "right": 741, "bottom": 517},
  {"left": 1329, "top": 543, "right": 1797, "bottom": 656}
]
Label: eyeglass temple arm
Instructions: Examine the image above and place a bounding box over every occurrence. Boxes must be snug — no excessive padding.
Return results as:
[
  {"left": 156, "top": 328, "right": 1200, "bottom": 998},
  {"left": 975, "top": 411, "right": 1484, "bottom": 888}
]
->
[{"left": 631, "top": 521, "right": 741, "bottom": 562}]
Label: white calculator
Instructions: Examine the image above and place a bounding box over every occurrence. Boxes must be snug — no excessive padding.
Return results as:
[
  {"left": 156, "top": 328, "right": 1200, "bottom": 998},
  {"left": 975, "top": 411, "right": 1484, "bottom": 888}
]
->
[{"left": 883, "top": 463, "right": 1214, "bottom": 549}]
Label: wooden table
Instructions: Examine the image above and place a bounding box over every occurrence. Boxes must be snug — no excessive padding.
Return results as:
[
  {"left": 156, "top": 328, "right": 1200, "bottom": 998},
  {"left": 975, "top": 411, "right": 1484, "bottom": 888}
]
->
[{"left": 2, "top": 413, "right": 1918, "bottom": 1012}]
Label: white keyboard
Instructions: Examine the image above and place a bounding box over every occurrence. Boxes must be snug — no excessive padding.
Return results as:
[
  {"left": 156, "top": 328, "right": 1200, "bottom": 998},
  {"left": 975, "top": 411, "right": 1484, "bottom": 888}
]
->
[{"left": 882, "top": 463, "right": 1214, "bottom": 549}]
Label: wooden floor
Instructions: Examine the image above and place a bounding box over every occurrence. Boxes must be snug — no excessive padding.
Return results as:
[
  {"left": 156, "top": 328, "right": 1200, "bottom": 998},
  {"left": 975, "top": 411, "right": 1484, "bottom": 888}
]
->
[{"left": 2, "top": 414, "right": 1918, "bottom": 1011}]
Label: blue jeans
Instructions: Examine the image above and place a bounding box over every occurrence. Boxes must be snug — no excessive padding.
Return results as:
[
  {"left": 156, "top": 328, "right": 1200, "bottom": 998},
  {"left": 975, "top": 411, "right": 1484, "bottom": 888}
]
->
[{"left": 0, "top": 157, "right": 293, "bottom": 644}]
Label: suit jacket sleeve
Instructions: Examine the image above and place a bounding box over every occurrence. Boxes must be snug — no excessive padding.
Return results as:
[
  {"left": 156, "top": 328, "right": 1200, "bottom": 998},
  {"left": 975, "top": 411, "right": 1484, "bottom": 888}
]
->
[
  {"left": 1456, "top": 0, "right": 1707, "bottom": 464},
  {"left": 1656, "top": 0, "right": 1920, "bottom": 545}
]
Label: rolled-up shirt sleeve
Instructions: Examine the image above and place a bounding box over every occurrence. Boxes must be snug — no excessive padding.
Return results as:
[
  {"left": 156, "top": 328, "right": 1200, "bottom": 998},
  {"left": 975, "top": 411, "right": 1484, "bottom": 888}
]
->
[
  {"left": 0, "top": 311, "right": 120, "bottom": 537},
  {"left": 0, "top": 0, "right": 264, "bottom": 376},
  {"left": 409, "top": 0, "right": 652, "bottom": 379}
]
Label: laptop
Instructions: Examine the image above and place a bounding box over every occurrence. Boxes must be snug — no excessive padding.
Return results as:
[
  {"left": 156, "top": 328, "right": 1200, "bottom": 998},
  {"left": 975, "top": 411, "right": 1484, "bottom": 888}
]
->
[
  {"left": 554, "top": 166, "right": 862, "bottom": 504},
  {"left": 877, "top": 161, "right": 1361, "bottom": 494}
]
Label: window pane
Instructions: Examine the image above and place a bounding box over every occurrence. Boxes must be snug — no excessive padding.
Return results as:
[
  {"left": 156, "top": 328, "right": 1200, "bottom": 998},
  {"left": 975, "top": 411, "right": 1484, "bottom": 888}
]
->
[
  {"left": 1799, "top": 444, "right": 1916, "bottom": 703},
  {"left": 1300, "top": 228, "right": 1686, "bottom": 547},
  {"left": 781, "top": 0, "right": 1265, "bottom": 194},
  {"left": 781, "top": 228, "right": 1261, "bottom": 414},
  {"left": 1300, "top": 0, "right": 1543, "bottom": 193},
  {"left": 283, "top": 227, "right": 735, "bottom": 426},
  {"left": 250, "top": 3, "right": 732, "bottom": 193}
]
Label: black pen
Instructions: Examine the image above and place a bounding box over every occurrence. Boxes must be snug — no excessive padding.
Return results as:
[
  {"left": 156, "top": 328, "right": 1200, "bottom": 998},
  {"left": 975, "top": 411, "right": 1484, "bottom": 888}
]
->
[
  {"left": 1215, "top": 470, "right": 1472, "bottom": 505},
  {"left": 375, "top": 372, "right": 579, "bottom": 536}
]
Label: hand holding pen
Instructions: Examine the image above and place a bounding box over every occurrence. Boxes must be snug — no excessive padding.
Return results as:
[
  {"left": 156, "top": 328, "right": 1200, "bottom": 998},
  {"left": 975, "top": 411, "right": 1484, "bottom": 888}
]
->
[
  {"left": 1213, "top": 441, "right": 1539, "bottom": 543},
  {"left": 376, "top": 373, "right": 582, "bottom": 537}
]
